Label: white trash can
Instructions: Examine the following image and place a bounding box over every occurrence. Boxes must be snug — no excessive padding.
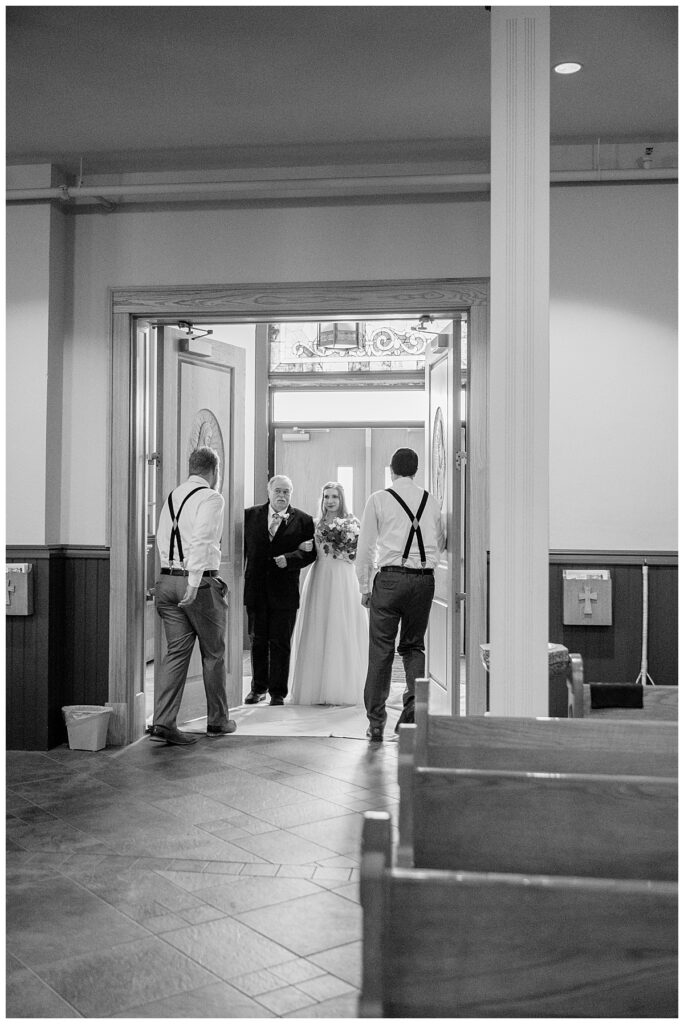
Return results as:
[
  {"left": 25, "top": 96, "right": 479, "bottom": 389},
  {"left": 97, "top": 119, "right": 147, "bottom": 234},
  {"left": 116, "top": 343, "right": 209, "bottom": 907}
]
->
[{"left": 62, "top": 705, "right": 112, "bottom": 751}]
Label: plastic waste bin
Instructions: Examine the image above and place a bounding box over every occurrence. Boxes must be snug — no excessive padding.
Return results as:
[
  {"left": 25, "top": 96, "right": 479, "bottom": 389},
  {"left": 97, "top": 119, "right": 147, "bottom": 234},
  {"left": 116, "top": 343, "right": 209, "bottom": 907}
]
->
[{"left": 62, "top": 705, "right": 112, "bottom": 751}]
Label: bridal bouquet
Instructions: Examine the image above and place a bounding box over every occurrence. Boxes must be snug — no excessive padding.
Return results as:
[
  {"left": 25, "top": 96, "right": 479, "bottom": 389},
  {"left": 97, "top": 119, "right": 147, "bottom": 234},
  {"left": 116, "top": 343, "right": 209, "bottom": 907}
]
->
[{"left": 317, "top": 516, "right": 361, "bottom": 562}]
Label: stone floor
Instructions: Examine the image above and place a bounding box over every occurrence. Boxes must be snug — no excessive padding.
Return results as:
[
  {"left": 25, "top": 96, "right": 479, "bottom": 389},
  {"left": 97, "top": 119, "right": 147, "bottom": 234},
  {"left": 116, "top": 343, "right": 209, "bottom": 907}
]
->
[{"left": 6, "top": 726, "right": 400, "bottom": 1018}]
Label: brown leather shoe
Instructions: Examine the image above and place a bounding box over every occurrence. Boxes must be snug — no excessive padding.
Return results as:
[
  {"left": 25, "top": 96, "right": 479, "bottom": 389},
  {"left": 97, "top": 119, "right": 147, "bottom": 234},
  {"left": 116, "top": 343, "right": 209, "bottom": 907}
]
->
[
  {"left": 207, "top": 721, "right": 237, "bottom": 737},
  {"left": 149, "top": 725, "right": 197, "bottom": 746},
  {"left": 244, "top": 691, "right": 267, "bottom": 704}
]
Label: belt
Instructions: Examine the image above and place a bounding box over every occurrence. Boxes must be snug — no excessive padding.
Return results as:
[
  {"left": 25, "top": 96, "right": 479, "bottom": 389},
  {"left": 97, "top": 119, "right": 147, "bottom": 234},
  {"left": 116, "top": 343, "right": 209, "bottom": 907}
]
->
[
  {"left": 161, "top": 568, "right": 219, "bottom": 577},
  {"left": 380, "top": 565, "right": 434, "bottom": 575}
]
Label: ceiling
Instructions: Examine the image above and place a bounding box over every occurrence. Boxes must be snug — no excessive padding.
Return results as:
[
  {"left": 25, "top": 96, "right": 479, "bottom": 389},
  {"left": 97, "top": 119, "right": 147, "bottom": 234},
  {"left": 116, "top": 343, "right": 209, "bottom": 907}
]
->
[{"left": 6, "top": 5, "right": 678, "bottom": 179}]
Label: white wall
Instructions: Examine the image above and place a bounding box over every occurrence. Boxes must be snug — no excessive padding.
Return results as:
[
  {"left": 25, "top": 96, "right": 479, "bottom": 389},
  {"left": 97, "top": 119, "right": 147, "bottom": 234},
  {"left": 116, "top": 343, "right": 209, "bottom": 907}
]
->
[
  {"left": 62, "top": 200, "right": 489, "bottom": 543},
  {"left": 6, "top": 204, "right": 51, "bottom": 543},
  {"left": 6, "top": 185, "right": 677, "bottom": 552},
  {"left": 549, "top": 185, "right": 677, "bottom": 550}
]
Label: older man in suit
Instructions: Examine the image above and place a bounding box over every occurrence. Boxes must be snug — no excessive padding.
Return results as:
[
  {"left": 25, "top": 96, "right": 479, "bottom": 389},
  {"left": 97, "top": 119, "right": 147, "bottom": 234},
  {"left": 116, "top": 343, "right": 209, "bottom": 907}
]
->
[{"left": 243, "top": 475, "right": 316, "bottom": 705}]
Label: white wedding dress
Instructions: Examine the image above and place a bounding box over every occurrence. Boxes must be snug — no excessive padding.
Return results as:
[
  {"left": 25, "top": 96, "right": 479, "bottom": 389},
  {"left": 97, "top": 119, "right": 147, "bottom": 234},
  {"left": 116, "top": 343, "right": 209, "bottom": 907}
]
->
[{"left": 288, "top": 519, "right": 369, "bottom": 706}]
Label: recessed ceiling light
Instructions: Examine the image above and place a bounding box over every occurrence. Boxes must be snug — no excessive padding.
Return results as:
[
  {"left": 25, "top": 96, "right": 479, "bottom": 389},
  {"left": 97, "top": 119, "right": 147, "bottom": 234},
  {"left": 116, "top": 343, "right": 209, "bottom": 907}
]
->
[{"left": 554, "top": 62, "right": 582, "bottom": 75}]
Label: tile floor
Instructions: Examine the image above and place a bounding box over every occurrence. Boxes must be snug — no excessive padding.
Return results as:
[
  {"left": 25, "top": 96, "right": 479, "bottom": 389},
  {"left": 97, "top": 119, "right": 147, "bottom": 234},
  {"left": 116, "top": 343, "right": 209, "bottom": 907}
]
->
[{"left": 6, "top": 724, "right": 400, "bottom": 1017}]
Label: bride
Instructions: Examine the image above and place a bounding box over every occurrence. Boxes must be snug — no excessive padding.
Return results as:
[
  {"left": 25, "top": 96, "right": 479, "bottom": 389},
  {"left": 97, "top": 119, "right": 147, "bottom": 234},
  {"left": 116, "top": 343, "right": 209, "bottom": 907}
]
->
[{"left": 288, "top": 481, "right": 368, "bottom": 706}]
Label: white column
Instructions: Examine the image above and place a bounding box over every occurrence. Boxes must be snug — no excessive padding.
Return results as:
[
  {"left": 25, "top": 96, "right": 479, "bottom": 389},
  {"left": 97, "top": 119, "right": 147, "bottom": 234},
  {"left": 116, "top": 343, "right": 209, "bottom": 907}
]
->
[{"left": 489, "top": 7, "right": 550, "bottom": 715}]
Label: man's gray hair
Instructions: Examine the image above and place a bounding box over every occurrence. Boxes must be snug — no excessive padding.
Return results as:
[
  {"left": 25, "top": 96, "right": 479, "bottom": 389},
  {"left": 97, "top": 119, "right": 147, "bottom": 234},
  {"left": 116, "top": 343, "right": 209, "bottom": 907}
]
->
[
  {"left": 189, "top": 446, "right": 219, "bottom": 476},
  {"left": 268, "top": 474, "right": 293, "bottom": 491}
]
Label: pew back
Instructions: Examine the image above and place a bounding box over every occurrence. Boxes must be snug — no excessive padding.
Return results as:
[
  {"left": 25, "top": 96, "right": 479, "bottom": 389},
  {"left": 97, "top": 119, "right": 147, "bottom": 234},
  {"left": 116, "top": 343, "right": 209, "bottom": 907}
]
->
[
  {"left": 412, "top": 678, "right": 678, "bottom": 777},
  {"left": 360, "top": 812, "right": 678, "bottom": 1019},
  {"left": 404, "top": 766, "right": 677, "bottom": 880}
]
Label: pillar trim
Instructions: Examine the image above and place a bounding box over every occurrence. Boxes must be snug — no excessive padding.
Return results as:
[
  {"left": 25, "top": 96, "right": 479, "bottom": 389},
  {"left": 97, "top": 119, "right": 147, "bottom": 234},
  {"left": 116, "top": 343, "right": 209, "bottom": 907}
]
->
[{"left": 489, "top": 8, "right": 550, "bottom": 714}]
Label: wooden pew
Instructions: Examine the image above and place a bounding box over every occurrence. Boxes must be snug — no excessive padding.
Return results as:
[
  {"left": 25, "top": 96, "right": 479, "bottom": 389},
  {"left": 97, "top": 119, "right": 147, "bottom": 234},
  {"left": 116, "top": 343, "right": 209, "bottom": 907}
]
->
[
  {"left": 410, "top": 675, "right": 677, "bottom": 777},
  {"left": 359, "top": 811, "right": 678, "bottom": 1019},
  {"left": 398, "top": 762, "right": 678, "bottom": 877},
  {"left": 565, "top": 655, "right": 679, "bottom": 720},
  {"left": 576, "top": 683, "right": 678, "bottom": 721}
]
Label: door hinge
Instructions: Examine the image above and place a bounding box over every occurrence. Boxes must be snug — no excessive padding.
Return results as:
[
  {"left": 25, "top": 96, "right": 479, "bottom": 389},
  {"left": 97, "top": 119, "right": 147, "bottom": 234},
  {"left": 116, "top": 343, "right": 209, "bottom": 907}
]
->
[
  {"left": 455, "top": 450, "right": 467, "bottom": 470},
  {"left": 147, "top": 452, "right": 161, "bottom": 466}
]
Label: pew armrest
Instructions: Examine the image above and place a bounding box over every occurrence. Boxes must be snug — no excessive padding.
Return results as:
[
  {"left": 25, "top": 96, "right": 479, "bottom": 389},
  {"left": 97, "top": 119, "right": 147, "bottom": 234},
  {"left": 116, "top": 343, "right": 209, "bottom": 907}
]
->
[
  {"left": 566, "top": 653, "right": 585, "bottom": 717},
  {"left": 359, "top": 812, "right": 391, "bottom": 1018},
  {"left": 397, "top": 725, "right": 416, "bottom": 867},
  {"left": 414, "top": 677, "right": 430, "bottom": 766}
]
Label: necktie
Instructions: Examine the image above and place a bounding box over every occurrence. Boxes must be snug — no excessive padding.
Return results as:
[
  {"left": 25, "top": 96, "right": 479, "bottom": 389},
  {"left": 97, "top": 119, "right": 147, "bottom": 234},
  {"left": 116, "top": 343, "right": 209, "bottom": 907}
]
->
[{"left": 269, "top": 513, "right": 281, "bottom": 539}]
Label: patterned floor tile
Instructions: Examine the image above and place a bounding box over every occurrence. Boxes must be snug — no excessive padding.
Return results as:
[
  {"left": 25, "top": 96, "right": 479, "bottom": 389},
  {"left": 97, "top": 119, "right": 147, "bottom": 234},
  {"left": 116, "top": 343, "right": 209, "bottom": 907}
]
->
[
  {"left": 108, "top": 980, "right": 272, "bottom": 1017},
  {"left": 285, "top": 991, "right": 359, "bottom": 1017},
  {"left": 6, "top": 954, "right": 81, "bottom": 1018},
  {"left": 162, "top": 916, "right": 295, "bottom": 981},
  {"left": 308, "top": 940, "right": 362, "bottom": 985},
  {"left": 7, "top": 734, "right": 397, "bottom": 1018},
  {"left": 236, "top": 889, "right": 362, "bottom": 957},
  {"left": 229, "top": 828, "right": 338, "bottom": 865},
  {"left": 33, "top": 936, "right": 217, "bottom": 1017},
  {"left": 200, "top": 874, "right": 321, "bottom": 915},
  {"left": 255, "top": 984, "right": 317, "bottom": 1015},
  {"left": 7, "top": 874, "right": 149, "bottom": 966}
]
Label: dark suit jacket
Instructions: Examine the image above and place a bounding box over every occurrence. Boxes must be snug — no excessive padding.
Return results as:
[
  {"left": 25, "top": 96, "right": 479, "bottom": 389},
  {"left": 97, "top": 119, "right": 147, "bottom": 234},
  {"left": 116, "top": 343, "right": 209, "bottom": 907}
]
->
[{"left": 243, "top": 502, "right": 316, "bottom": 609}]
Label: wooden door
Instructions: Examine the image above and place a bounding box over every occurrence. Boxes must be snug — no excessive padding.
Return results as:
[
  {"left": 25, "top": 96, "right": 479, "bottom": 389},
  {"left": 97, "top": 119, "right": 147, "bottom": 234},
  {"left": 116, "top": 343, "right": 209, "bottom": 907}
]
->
[
  {"left": 426, "top": 322, "right": 463, "bottom": 715},
  {"left": 371, "top": 427, "right": 425, "bottom": 494},
  {"left": 156, "top": 327, "right": 246, "bottom": 708},
  {"left": 275, "top": 427, "right": 367, "bottom": 518}
]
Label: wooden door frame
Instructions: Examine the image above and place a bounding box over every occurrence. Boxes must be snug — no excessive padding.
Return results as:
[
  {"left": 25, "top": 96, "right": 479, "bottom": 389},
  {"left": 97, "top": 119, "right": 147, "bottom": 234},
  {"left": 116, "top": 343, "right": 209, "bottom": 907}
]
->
[{"left": 109, "top": 278, "right": 489, "bottom": 744}]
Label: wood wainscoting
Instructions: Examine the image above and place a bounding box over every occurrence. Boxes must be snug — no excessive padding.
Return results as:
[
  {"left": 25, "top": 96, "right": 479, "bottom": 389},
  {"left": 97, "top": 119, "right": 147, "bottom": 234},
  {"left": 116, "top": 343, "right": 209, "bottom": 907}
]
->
[
  {"left": 549, "top": 552, "right": 678, "bottom": 687},
  {"left": 6, "top": 546, "right": 109, "bottom": 750}
]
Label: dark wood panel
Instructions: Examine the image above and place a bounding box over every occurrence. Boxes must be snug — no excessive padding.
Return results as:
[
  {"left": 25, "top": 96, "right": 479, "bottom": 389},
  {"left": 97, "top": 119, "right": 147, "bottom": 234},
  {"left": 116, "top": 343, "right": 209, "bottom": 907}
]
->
[
  {"left": 549, "top": 558, "right": 677, "bottom": 687},
  {"left": 6, "top": 546, "right": 110, "bottom": 750}
]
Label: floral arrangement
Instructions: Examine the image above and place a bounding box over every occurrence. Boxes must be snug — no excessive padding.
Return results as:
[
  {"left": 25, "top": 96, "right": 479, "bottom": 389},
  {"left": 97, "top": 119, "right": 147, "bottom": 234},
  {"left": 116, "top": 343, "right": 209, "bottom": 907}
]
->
[{"left": 317, "top": 515, "right": 360, "bottom": 561}]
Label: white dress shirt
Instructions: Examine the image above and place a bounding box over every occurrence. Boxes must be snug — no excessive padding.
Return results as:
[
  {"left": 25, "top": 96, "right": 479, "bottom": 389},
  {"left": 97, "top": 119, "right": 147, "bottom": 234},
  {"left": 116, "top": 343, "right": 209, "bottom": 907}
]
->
[
  {"left": 156, "top": 475, "right": 225, "bottom": 587},
  {"left": 268, "top": 506, "right": 290, "bottom": 534},
  {"left": 355, "top": 477, "right": 447, "bottom": 593}
]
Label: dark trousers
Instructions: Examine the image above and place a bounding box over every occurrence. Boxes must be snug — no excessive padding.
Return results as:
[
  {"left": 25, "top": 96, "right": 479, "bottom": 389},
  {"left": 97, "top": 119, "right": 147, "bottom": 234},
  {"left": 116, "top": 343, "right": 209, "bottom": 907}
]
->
[
  {"left": 154, "top": 575, "right": 230, "bottom": 729},
  {"left": 364, "top": 571, "right": 435, "bottom": 731},
  {"left": 246, "top": 602, "right": 298, "bottom": 700}
]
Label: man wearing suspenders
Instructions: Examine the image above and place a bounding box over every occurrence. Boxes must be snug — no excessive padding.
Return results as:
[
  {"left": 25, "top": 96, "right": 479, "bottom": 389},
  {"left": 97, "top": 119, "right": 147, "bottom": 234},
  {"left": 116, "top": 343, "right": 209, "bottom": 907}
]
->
[
  {"left": 356, "top": 448, "right": 446, "bottom": 741},
  {"left": 150, "top": 446, "right": 235, "bottom": 745}
]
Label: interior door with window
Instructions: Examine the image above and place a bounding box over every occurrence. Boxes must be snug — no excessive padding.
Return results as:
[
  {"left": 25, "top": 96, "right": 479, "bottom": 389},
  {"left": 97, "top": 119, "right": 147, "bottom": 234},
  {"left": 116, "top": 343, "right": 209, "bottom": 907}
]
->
[
  {"left": 426, "top": 321, "right": 463, "bottom": 715},
  {"left": 155, "top": 326, "right": 246, "bottom": 709}
]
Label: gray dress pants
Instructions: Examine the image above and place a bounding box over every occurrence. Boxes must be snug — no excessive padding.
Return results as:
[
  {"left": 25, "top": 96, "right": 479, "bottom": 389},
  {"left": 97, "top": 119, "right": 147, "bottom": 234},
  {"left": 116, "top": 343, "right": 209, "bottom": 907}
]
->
[
  {"left": 364, "top": 570, "right": 435, "bottom": 731},
  {"left": 154, "top": 574, "right": 230, "bottom": 729}
]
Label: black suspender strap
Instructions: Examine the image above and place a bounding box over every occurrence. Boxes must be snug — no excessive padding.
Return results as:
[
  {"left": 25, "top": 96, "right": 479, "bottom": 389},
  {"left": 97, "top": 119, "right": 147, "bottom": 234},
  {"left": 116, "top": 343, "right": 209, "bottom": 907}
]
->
[
  {"left": 167, "top": 486, "right": 208, "bottom": 565},
  {"left": 386, "top": 488, "right": 429, "bottom": 567}
]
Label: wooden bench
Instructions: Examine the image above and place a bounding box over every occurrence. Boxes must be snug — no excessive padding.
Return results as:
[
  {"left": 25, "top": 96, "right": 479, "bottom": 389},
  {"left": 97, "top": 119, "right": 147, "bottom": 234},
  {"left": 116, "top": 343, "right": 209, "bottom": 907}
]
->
[
  {"left": 360, "top": 811, "right": 678, "bottom": 1018},
  {"left": 409, "top": 675, "right": 677, "bottom": 777},
  {"left": 398, "top": 761, "right": 677, "bottom": 876},
  {"left": 571, "top": 681, "right": 679, "bottom": 721}
]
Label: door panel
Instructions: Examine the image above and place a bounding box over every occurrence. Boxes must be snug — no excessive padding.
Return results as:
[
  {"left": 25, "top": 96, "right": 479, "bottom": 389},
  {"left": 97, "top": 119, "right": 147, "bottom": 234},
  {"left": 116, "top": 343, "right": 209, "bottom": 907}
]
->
[
  {"left": 275, "top": 425, "right": 426, "bottom": 521},
  {"left": 157, "top": 327, "right": 245, "bottom": 708},
  {"left": 426, "top": 323, "right": 463, "bottom": 716},
  {"left": 275, "top": 427, "right": 367, "bottom": 518},
  {"left": 371, "top": 427, "right": 425, "bottom": 493}
]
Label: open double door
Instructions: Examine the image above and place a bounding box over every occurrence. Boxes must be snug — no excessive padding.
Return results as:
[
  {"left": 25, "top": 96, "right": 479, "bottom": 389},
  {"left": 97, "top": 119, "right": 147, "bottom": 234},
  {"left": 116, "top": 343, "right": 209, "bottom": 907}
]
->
[
  {"left": 144, "top": 326, "right": 245, "bottom": 712},
  {"left": 143, "top": 318, "right": 464, "bottom": 725},
  {"left": 425, "top": 321, "right": 465, "bottom": 716}
]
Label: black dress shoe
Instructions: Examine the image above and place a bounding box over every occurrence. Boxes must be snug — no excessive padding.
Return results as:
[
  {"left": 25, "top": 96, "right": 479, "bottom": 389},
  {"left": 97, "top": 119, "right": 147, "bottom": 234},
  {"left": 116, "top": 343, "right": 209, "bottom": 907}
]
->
[
  {"left": 149, "top": 725, "right": 197, "bottom": 746},
  {"left": 207, "top": 722, "right": 237, "bottom": 737},
  {"left": 366, "top": 726, "right": 384, "bottom": 742},
  {"left": 269, "top": 697, "right": 285, "bottom": 706},
  {"left": 394, "top": 706, "right": 415, "bottom": 734},
  {"left": 244, "top": 691, "right": 267, "bottom": 704}
]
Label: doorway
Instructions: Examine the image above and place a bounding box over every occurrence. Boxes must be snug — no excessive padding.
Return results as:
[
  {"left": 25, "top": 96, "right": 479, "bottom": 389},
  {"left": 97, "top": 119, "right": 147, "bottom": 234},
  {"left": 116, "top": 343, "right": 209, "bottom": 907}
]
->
[{"left": 109, "top": 278, "right": 489, "bottom": 745}]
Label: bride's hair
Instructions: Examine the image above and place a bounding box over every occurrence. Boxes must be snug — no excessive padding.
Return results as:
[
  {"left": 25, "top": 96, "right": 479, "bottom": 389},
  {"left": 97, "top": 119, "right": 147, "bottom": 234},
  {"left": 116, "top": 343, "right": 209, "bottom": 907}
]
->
[{"left": 319, "top": 481, "right": 349, "bottom": 519}]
